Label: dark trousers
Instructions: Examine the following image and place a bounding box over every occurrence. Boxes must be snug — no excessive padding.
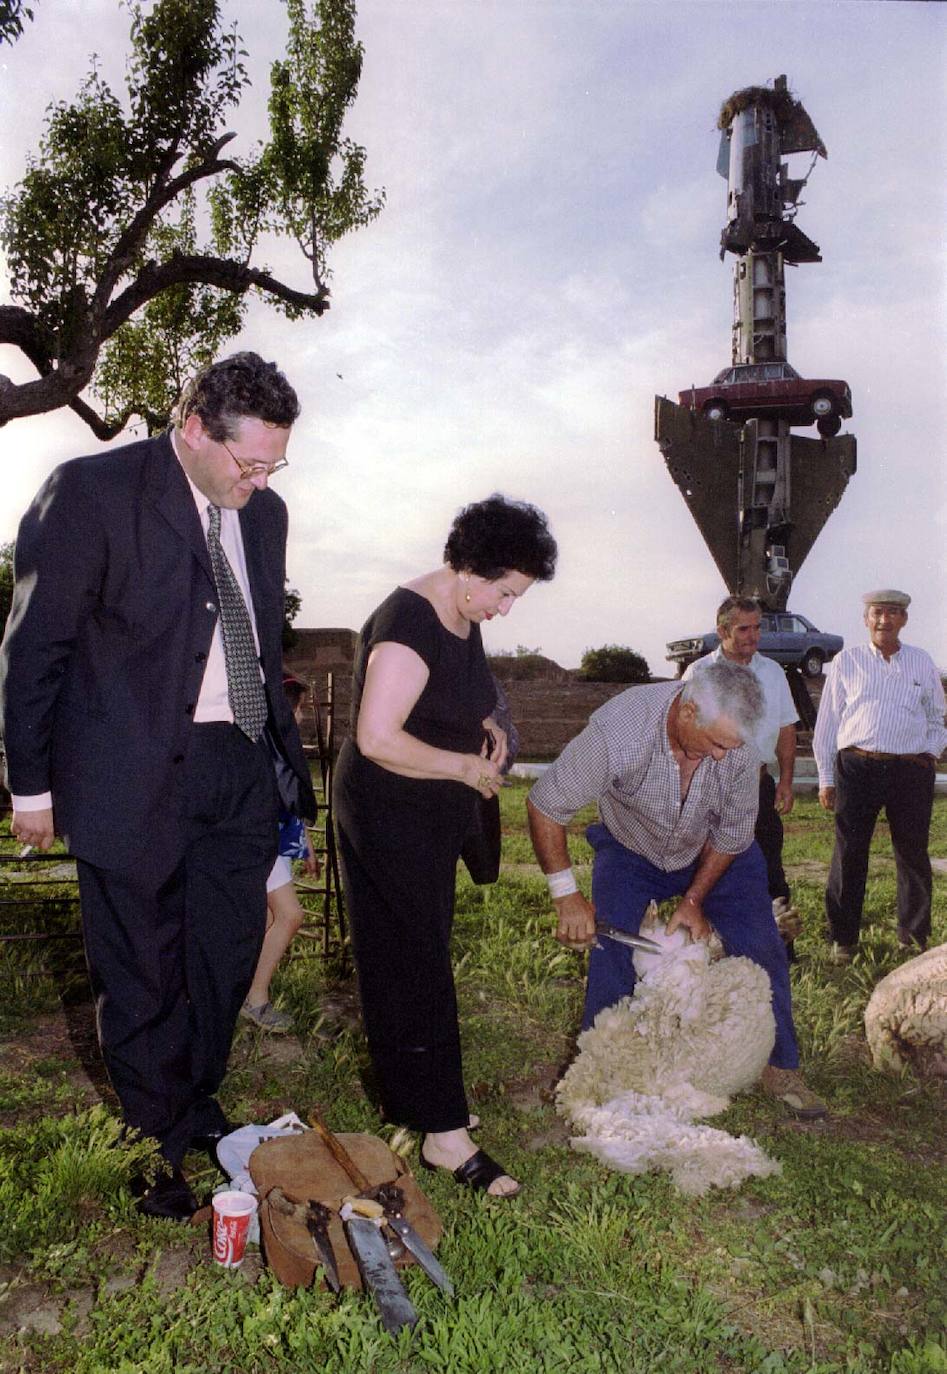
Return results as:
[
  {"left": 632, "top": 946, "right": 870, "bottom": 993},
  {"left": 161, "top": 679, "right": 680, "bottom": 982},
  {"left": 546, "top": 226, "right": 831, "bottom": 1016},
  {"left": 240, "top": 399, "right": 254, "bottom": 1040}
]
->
[
  {"left": 76, "top": 724, "right": 277, "bottom": 1168},
  {"left": 755, "top": 770, "right": 790, "bottom": 903},
  {"left": 333, "top": 743, "right": 472, "bottom": 1134},
  {"left": 826, "top": 750, "right": 935, "bottom": 949},
  {"left": 582, "top": 825, "right": 799, "bottom": 1069},
  {"left": 336, "top": 819, "right": 470, "bottom": 1134}
]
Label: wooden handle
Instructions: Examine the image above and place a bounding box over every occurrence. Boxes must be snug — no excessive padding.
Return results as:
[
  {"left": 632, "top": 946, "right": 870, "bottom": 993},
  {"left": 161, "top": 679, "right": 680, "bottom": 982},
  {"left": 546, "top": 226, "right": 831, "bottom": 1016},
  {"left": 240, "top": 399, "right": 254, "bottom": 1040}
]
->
[{"left": 307, "top": 1108, "right": 372, "bottom": 1193}]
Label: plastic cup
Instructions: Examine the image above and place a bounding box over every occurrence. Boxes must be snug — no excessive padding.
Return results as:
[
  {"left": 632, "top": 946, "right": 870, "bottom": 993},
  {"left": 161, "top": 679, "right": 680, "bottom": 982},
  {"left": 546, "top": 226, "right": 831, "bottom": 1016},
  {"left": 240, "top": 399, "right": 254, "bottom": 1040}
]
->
[{"left": 212, "top": 1190, "right": 257, "bottom": 1268}]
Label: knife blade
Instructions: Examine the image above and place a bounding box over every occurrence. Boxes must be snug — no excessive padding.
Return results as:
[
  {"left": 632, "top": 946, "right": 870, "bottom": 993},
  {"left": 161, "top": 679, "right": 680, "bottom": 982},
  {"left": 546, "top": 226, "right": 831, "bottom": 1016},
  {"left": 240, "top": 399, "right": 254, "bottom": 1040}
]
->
[
  {"left": 305, "top": 1200, "right": 342, "bottom": 1293},
  {"left": 342, "top": 1207, "right": 418, "bottom": 1335},
  {"left": 374, "top": 1184, "right": 454, "bottom": 1296},
  {"left": 268, "top": 1187, "right": 342, "bottom": 1294},
  {"left": 594, "top": 922, "right": 664, "bottom": 953}
]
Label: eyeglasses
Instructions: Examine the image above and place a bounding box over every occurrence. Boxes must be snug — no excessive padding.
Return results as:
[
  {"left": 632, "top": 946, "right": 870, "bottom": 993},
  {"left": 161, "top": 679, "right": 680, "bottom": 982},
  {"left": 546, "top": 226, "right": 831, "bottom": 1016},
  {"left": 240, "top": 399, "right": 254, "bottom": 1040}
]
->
[{"left": 221, "top": 439, "right": 289, "bottom": 479}]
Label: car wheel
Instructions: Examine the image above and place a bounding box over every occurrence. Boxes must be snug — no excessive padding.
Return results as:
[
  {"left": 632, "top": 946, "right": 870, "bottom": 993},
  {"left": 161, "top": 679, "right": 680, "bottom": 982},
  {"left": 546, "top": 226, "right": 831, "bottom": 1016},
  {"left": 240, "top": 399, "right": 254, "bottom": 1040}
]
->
[
  {"left": 802, "top": 649, "right": 824, "bottom": 678},
  {"left": 817, "top": 414, "right": 841, "bottom": 438},
  {"left": 702, "top": 400, "right": 729, "bottom": 421},
  {"left": 810, "top": 392, "right": 836, "bottom": 419}
]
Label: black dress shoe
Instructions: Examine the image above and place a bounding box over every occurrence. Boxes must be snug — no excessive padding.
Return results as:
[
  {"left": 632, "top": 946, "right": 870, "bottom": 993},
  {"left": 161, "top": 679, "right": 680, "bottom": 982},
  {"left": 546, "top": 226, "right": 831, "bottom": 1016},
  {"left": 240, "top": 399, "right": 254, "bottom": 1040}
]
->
[
  {"left": 133, "top": 1168, "right": 199, "bottom": 1222},
  {"left": 189, "top": 1121, "right": 237, "bottom": 1163}
]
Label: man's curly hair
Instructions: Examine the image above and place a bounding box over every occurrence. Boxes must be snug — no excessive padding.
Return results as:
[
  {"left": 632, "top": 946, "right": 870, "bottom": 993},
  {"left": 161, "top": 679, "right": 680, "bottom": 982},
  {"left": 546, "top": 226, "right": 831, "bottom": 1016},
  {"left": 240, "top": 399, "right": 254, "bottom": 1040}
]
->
[{"left": 174, "top": 352, "right": 300, "bottom": 440}]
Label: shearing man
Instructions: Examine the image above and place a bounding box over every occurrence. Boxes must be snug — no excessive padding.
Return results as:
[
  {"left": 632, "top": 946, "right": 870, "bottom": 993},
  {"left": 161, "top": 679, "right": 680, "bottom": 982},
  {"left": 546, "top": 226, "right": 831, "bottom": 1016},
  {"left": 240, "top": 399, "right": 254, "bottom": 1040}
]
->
[
  {"left": 527, "top": 658, "right": 827, "bottom": 1119},
  {"left": 813, "top": 588, "right": 945, "bottom": 963}
]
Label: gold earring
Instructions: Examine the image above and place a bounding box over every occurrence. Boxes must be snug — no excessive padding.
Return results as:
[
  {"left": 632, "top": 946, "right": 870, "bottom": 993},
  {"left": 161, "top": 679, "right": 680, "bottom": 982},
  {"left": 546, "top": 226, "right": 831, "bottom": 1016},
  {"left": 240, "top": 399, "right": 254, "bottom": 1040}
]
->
[{"left": 464, "top": 573, "right": 471, "bottom": 603}]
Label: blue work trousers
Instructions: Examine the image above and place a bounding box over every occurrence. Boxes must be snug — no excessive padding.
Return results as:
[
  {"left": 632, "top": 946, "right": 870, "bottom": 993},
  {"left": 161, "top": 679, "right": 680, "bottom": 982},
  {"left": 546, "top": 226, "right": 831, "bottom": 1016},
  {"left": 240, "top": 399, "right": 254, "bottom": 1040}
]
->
[{"left": 582, "top": 823, "right": 799, "bottom": 1069}]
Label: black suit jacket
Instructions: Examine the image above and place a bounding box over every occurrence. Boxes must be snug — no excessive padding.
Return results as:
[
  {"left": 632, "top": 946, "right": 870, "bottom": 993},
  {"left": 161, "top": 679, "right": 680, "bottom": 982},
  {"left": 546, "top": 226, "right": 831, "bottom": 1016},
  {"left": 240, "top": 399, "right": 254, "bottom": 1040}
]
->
[{"left": 0, "top": 431, "right": 315, "bottom": 871}]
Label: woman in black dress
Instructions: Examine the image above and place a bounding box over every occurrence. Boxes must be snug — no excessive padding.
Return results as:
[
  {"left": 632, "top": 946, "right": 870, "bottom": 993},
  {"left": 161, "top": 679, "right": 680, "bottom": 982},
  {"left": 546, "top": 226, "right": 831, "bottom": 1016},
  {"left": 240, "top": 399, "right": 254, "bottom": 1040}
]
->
[{"left": 334, "top": 495, "right": 557, "bottom": 1197}]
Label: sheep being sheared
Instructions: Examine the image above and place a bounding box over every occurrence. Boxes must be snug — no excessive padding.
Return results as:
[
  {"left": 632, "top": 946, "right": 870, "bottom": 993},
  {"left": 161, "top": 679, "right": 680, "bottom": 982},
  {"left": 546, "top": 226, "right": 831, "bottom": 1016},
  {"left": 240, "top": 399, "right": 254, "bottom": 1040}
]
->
[
  {"left": 864, "top": 942, "right": 947, "bottom": 1079},
  {"left": 556, "top": 903, "right": 780, "bottom": 1195}
]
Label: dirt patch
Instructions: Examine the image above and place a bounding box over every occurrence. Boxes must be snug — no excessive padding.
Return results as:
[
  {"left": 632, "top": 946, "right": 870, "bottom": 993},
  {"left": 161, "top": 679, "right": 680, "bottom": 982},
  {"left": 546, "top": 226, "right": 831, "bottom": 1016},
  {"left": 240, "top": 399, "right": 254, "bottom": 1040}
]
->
[
  {"left": 314, "top": 986, "right": 362, "bottom": 1034},
  {"left": 522, "top": 1120, "right": 571, "bottom": 1151},
  {"left": 784, "top": 860, "right": 829, "bottom": 882},
  {"left": 508, "top": 1063, "right": 560, "bottom": 1112},
  {"left": 0, "top": 1002, "right": 113, "bottom": 1123}
]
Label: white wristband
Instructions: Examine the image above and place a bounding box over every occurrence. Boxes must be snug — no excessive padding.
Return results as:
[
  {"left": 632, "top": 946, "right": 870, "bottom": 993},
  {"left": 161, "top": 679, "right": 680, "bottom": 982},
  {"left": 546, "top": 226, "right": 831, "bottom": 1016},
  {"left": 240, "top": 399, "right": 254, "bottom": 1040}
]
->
[{"left": 546, "top": 868, "right": 578, "bottom": 899}]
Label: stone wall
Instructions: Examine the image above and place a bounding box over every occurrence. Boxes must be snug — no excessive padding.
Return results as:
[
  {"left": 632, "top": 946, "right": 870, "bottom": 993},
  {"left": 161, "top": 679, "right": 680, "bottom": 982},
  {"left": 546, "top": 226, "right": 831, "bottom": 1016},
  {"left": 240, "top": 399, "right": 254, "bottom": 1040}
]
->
[
  {"left": 282, "top": 629, "right": 834, "bottom": 760},
  {"left": 282, "top": 628, "right": 356, "bottom": 746}
]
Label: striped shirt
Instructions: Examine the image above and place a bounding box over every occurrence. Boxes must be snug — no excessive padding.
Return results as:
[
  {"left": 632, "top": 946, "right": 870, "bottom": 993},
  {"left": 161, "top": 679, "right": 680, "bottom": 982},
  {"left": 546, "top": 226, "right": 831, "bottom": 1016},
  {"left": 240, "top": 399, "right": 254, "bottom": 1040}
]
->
[
  {"left": 529, "top": 681, "right": 760, "bottom": 871},
  {"left": 813, "top": 641, "right": 947, "bottom": 786}
]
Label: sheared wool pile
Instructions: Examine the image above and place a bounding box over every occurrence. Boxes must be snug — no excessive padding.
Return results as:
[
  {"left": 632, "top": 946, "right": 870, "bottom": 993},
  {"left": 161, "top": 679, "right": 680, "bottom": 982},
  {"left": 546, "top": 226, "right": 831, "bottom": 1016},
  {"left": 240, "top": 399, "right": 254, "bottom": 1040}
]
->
[
  {"left": 557, "top": 905, "right": 780, "bottom": 1195},
  {"left": 864, "top": 942, "right": 947, "bottom": 1079}
]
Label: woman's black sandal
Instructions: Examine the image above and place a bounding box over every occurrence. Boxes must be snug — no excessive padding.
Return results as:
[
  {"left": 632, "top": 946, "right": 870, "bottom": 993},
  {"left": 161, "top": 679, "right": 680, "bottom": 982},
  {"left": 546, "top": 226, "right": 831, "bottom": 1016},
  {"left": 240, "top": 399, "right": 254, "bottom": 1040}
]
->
[{"left": 421, "top": 1145, "right": 522, "bottom": 1197}]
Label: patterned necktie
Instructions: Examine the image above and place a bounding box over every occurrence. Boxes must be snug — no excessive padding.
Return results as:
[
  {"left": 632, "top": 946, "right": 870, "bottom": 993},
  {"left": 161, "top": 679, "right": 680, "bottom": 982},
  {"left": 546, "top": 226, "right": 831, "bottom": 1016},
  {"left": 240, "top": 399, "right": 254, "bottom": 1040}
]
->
[{"left": 206, "top": 504, "right": 268, "bottom": 741}]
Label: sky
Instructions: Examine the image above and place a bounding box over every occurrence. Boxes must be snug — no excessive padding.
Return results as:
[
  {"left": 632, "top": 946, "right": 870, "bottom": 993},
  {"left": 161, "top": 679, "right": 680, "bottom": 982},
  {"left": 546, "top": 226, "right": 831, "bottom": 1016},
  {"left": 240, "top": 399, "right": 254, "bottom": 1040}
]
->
[{"left": 1, "top": 0, "right": 945, "bottom": 674}]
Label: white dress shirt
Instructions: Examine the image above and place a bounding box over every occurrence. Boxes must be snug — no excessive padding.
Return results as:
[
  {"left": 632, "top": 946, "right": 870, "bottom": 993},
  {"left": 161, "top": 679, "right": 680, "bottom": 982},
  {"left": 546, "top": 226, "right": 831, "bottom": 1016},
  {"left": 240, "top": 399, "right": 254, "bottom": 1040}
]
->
[
  {"left": 12, "top": 437, "right": 263, "bottom": 811},
  {"left": 683, "top": 648, "right": 797, "bottom": 774},
  {"left": 813, "top": 640, "right": 947, "bottom": 786}
]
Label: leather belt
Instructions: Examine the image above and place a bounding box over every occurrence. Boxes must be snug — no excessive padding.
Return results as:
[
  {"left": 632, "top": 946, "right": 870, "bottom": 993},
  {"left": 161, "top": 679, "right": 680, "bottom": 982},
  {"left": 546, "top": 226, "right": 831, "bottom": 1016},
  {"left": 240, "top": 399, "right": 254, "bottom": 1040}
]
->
[{"left": 842, "top": 746, "right": 932, "bottom": 766}]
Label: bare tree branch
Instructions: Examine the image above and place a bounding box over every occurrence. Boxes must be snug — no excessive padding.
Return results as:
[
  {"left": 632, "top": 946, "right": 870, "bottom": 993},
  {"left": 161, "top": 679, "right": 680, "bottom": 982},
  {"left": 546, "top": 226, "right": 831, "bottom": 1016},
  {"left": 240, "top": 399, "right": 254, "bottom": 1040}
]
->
[{"left": 101, "top": 253, "right": 330, "bottom": 338}]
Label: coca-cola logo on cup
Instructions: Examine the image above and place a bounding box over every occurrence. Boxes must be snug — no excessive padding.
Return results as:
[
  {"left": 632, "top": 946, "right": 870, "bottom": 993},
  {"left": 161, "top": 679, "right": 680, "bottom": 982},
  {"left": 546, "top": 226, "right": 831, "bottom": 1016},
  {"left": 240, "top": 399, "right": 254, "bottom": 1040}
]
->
[{"left": 211, "top": 1191, "right": 255, "bottom": 1268}]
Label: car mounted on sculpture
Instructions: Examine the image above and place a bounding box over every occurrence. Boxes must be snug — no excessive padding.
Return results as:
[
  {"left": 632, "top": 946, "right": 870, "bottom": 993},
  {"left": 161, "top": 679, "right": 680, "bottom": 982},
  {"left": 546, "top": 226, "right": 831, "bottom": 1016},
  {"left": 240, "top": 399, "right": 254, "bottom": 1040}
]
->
[
  {"left": 679, "top": 362, "right": 853, "bottom": 437},
  {"left": 666, "top": 611, "right": 843, "bottom": 678}
]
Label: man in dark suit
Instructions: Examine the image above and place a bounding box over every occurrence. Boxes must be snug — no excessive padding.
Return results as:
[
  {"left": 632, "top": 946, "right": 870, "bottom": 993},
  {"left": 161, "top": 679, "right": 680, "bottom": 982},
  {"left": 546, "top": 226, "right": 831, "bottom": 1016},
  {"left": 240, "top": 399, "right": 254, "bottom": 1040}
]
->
[{"left": 0, "top": 352, "right": 315, "bottom": 1219}]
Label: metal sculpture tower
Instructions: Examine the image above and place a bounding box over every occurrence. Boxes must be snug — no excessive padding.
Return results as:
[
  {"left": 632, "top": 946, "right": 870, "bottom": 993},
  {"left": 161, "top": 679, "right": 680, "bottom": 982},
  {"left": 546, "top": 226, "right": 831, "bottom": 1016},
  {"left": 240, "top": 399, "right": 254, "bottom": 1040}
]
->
[{"left": 655, "top": 77, "right": 856, "bottom": 610}]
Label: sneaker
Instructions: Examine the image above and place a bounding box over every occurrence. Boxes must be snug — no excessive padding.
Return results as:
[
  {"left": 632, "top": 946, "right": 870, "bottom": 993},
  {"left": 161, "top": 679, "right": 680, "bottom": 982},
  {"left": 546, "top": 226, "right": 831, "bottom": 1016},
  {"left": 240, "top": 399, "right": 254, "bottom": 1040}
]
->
[
  {"left": 772, "top": 897, "right": 802, "bottom": 943},
  {"left": 829, "top": 942, "right": 855, "bottom": 966},
  {"left": 240, "top": 999, "right": 292, "bottom": 1033},
  {"left": 760, "top": 1066, "right": 828, "bottom": 1120}
]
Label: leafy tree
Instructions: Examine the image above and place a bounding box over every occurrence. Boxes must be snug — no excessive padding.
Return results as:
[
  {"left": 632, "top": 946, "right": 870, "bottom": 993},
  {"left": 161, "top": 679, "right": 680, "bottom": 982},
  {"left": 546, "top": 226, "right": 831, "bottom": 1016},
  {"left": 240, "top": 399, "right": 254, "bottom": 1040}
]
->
[
  {"left": 0, "top": 1, "right": 35, "bottom": 46},
  {"left": 282, "top": 584, "right": 302, "bottom": 650},
  {"left": 578, "top": 644, "right": 651, "bottom": 683},
  {"left": 0, "top": 0, "right": 383, "bottom": 435},
  {"left": 0, "top": 542, "right": 14, "bottom": 638}
]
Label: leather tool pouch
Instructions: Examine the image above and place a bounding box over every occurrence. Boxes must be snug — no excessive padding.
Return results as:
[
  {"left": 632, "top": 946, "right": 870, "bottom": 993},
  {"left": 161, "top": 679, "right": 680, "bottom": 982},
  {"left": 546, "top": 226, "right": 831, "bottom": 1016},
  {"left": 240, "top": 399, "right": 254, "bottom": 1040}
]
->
[{"left": 250, "top": 1131, "right": 443, "bottom": 1289}]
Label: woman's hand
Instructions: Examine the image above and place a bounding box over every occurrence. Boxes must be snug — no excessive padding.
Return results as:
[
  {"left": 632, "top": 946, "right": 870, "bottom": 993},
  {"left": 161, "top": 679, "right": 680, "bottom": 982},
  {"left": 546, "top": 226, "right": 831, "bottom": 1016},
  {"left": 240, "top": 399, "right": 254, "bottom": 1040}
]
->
[
  {"left": 463, "top": 754, "right": 503, "bottom": 799},
  {"left": 482, "top": 715, "right": 508, "bottom": 773}
]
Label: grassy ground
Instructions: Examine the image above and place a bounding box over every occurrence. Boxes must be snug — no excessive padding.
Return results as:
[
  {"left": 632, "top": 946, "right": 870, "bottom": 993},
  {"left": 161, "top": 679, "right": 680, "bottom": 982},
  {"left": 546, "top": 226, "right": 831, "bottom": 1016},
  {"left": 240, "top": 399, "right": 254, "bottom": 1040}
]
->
[{"left": 0, "top": 785, "right": 944, "bottom": 1373}]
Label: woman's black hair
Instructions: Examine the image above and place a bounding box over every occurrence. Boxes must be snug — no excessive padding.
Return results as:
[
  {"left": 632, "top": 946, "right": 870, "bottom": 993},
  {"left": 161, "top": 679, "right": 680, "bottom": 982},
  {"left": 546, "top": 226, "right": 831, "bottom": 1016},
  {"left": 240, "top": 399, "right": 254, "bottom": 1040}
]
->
[{"left": 443, "top": 494, "right": 557, "bottom": 582}]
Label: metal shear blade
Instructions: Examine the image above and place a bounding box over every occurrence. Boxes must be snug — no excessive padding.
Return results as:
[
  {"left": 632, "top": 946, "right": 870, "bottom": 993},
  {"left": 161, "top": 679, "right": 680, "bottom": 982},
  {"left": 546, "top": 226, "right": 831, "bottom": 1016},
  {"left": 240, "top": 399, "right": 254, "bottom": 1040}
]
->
[{"left": 594, "top": 922, "right": 663, "bottom": 953}]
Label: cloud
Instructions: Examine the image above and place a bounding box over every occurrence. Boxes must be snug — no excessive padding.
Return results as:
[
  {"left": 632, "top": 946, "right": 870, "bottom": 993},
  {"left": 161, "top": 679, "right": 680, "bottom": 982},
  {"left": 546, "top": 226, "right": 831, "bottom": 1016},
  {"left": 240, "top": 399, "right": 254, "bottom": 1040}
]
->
[{"left": 1, "top": 0, "right": 944, "bottom": 676}]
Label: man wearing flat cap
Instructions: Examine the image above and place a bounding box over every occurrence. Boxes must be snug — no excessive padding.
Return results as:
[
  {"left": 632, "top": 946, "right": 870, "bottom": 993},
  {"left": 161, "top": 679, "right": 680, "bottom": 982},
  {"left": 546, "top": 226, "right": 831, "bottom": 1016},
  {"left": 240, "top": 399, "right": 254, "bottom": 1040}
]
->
[{"left": 813, "top": 590, "right": 946, "bottom": 962}]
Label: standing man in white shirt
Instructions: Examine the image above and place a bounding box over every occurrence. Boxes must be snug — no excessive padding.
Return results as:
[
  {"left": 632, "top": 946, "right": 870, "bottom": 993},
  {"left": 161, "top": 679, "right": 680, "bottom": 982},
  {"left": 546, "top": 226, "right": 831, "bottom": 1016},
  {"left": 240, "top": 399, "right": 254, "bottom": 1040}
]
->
[
  {"left": 813, "top": 589, "right": 946, "bottom": 963},
  {"left": 684, "top": 596, "right": 802, "bottom": 954},
  {"left": 0, "top": 353, "right": 315, "bottom": 1219}
]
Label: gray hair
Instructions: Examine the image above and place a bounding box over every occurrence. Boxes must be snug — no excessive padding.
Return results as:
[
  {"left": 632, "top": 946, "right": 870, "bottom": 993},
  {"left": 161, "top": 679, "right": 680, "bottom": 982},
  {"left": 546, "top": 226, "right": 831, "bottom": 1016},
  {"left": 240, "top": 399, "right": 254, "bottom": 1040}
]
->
[{"left": 680, "top": 658, "right": 763, "bottom": 743}]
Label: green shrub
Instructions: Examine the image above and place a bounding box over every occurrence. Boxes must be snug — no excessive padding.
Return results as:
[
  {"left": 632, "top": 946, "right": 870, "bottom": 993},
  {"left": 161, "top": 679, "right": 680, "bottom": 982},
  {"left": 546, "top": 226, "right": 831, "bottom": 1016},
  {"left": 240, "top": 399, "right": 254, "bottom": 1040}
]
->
[{"left": 577, "top": 644, "right": 651, "bottom": 683}]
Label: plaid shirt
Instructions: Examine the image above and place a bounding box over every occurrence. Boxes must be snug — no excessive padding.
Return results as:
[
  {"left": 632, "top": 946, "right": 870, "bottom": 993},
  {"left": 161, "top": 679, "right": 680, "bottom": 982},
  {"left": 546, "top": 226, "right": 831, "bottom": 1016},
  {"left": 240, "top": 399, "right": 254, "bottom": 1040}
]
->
[{"left": 529, "top": 681, "right": 759, "bottom": 871}]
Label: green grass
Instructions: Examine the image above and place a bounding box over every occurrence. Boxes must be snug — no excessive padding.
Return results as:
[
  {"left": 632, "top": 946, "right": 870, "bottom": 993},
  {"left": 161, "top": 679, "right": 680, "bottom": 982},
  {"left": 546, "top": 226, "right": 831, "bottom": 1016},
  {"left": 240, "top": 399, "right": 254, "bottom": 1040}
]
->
[{"left": 0, "top": 786, "right": 944, "bottom": 1372}]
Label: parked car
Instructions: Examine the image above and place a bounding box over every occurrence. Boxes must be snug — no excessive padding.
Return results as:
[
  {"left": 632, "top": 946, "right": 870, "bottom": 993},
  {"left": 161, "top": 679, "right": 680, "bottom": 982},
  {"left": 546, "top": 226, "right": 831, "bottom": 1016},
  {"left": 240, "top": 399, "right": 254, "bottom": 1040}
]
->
[
  {"left": 679, "top": 362, "right": 853, "bottom": 434},
  {"left": 666, "top": 611, "right": 843, "bottom": 678}
]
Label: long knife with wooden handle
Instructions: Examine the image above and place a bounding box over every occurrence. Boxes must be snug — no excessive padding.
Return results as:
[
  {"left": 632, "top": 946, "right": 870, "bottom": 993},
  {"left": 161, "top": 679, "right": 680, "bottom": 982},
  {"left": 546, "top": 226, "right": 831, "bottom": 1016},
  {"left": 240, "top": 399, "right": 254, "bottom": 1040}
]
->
[
  {"left": 307, "top": 1109, "right": 417, "bottom": 1334},
  {"left": 307, "top": 1109, "right": 454, "bottom": 1298}
]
